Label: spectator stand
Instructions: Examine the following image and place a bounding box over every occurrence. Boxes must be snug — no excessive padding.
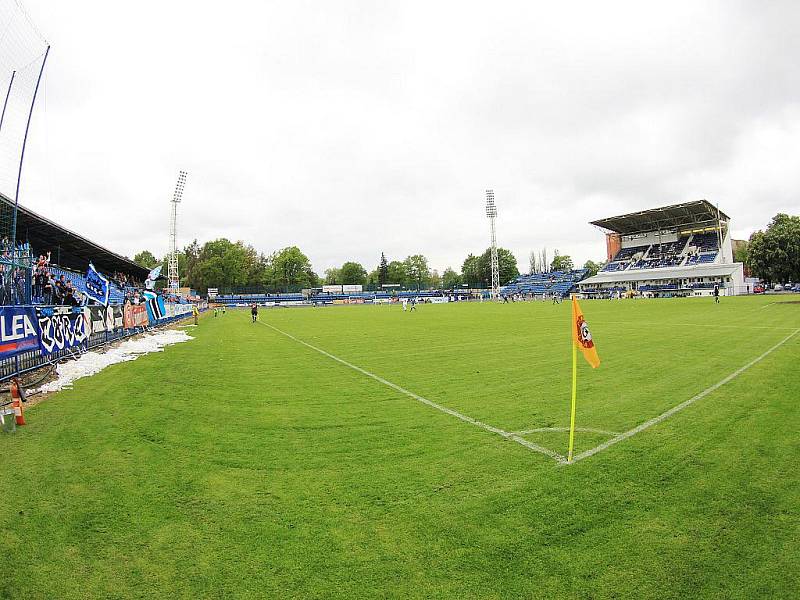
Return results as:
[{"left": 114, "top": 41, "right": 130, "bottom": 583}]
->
[{"left": 0, "top": 193, "right": 202, "bottom": 384}]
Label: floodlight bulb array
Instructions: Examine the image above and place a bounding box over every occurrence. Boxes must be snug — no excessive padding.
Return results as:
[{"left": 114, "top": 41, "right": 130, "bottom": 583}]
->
[
  {"left": 485, "top": 189, "right": 497, "bottom": 218},
  {"left": 173, "top": 170, "right": 187, "bottom": 203}
]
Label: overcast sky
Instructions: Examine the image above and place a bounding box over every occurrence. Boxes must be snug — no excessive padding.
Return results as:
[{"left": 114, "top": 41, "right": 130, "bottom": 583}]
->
[{"left": 7, "top": 0, "right": 800, "bottom": 275}]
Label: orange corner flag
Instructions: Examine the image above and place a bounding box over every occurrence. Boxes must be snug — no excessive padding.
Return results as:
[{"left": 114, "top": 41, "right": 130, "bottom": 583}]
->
[{"left": 572, "top": 297, "right": 600, "bottom": 368}]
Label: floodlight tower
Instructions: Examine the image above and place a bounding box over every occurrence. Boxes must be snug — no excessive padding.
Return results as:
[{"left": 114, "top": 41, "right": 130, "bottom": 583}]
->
[
  {"left": 485, "top": 189, "right": 500, "bottom": 299},
  {"left": 168, "top": 171, "right": 187, "bottom": 295}
]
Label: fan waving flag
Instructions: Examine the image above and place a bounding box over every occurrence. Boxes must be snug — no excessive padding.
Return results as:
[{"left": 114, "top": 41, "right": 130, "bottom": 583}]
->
[{"left": 572, "top": 296, "right": 600, "bottom": 368}]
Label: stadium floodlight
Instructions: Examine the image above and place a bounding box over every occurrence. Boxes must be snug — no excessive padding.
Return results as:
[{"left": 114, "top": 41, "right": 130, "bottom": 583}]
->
[
  {"left": 485, "top": 189, "right": 500, "bottom": 299},
  {"left": 168, "top": 171, "right": 188, "bottom": 295}
]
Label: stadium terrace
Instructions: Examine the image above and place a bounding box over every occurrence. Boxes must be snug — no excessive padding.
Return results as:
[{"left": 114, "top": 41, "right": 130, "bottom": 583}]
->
[{"left": 0, "top": 193, "right": 201, "bottom": 383}]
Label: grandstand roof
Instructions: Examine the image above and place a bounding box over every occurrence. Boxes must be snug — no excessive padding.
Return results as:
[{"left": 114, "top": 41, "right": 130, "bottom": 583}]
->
[
  {"left": 2, "top": 193, "right": 150, "bottom": 279},
  {"left": 591, "top": 200, "right": 730, "bottom": 235}
]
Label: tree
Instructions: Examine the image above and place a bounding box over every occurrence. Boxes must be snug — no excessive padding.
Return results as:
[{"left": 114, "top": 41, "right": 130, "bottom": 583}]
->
[
  {"left": 324, "top": 268, "right": 341, "bottom": 285},
  {"left": 133, "top": 250, "right": 159, "bottom": 269},
  {"left": 461, "top": 254, "right": 482, "bottom": 287},
  {"left": 528, "top": 250, "right": 538, "bottom": 274},
  {"left": 550, "top": 250, "right": 574, "bottom": 272},
  {"left": 442, "top": 267, "right": 462, "bottom": 289},
  {"left": 476, "top": 248, "right": 519, "bottom": 286},
  {"left": 378, "top": 253, "right": 388, "bottom": 286},
  {"left": 340, "top": 261, "right": 367, "bottom": 285},
  {"left": 386, "top": 261, "right": 407, "bottom": 285},
  {"left": 403, "top": 255, "right": 430, "bottom": 289},
  {"left": 747, "top": 213, "right": 800, "bottom": 284},
  {"left": 733, "top": 241, "right": 748, "bottom": 264},
  {"left": 733, "top": 241, "right": 749, "bottom": 276},
  {"left": 189, "top": 239, "right": 264, "bottom": 291},
  {"left": 269, "top": 246, "right": 317, "bottom": 289},
  {"left": 583, "top": 260, "right": 604, "bottom": 277},
  {"left": 429, "top": 269, "right": 442, "bottom": 290},
  {"left": 183, "top": 240, "right": 202, "bottom": 289}
]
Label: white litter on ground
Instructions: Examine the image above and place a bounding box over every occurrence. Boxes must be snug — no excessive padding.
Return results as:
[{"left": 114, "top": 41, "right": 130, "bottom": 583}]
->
[{"left": 36, "top": 329, "right": 194, "bottom": 394}]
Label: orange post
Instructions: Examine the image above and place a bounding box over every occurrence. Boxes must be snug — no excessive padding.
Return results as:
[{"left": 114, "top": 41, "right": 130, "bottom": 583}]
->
[{"left": 10, "top": 379, "right": 25, "bottom": 426}]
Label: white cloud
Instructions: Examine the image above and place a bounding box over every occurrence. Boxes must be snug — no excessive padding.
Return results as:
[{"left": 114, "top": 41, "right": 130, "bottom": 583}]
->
[{"left": 7, "top": 0, "right": 800, "bottom": 274}]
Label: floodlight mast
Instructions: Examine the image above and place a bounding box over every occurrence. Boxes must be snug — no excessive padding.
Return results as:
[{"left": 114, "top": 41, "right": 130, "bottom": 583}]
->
[
  {"left": 168, "top": 171, "right": 187, "bottom": 296},
  {"left": 485, "top": 189, "right": 500, "bottom": 299}
]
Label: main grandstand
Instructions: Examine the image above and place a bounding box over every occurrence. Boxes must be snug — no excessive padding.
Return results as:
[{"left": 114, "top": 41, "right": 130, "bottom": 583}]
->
[{"left": 579, "top": 200, "right": 746, "bottom": 298}]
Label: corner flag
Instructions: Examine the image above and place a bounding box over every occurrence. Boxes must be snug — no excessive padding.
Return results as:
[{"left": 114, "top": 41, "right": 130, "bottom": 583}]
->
[
  {"left": 572, "top": 297, "right": 600, "bottom": 369},
  {"left": 568, "top": 296, "right": 600, "bottom": 462}
]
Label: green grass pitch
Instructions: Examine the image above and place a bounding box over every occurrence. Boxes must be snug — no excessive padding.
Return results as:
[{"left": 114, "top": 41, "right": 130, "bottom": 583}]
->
[{"left": 1, "top": 295, "right": 799, "bottom": 598}]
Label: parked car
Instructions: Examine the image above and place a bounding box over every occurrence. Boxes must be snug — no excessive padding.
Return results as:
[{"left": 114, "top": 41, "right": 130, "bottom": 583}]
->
[
  {"left": 774, "top": 284, "right": 784, "bottom": 292},
  {"left": 792, "top": 283, "right": 800, "bottom": 293},
  {"left": 753, "top": 284, "right": 765, "bottom": 294}
]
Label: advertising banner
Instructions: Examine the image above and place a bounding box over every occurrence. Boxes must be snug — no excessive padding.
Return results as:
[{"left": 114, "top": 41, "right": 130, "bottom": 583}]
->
[
  {"left": 86, "top": 306, "right": 125, "bottom": 335},
  {"left": 173, "top": 304, "right": 192, "bottom": 317},
  {"left": 342, "top": 284, "right": 363, "bottom": 293},
  {"left": 0, "top": 306, "right": 41, "bottom": 359},
  {"left": 37, "top": 306, "right": 89, "bottom": 355},
  {"left": 87, "top": 306, "right": 107, "bottom": 334},
  {"left": 323, "top": 285, "right": 343, "bottom": 294},
  {"left": 123, "top": 304, "right": 135, "bottom": 329},
  {"left": 135, "top": 306, "right": 149, "bottom": 327},
  {"left": 123, "top": 304, "right": 149, "bottom": 328},
  {"left": 112, "top": 305, "right": 124, "bottom": 330}
]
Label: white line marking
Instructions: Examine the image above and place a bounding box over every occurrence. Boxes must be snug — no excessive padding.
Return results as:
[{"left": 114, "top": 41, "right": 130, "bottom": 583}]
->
[
  {"left": 515, "top": 427, "right": 619, "bottom": 436},
  {"left": 258, "top": 320, "right": 567, "bottom": 464},
  {"left": 569, "top": 327, "right": 800, "bottom": 464},
  {"left": 602, "top": 320, "right": 786, "bottom": 331}
]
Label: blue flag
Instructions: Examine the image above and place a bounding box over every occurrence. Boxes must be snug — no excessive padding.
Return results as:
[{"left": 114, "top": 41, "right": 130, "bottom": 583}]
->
[
  {"left": 148, "top": 265, "right": 162, "bottom": 281},
  {"left": 86, "top": 263, "right": 110, "bottom": 306}
]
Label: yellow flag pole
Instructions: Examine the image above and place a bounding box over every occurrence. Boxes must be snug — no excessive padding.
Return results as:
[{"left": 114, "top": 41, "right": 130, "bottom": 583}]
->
[{"left": 567, "top": 341, "right": 578, "bottom": 462}]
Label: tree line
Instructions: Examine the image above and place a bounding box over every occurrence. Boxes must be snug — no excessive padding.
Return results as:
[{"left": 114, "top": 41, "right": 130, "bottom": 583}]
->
[
  {"left": 133, "top": 240, "right": 318, "bottom": 293},
  {"left": 132, "top": 240, "right": 609, "bottom": 294}
]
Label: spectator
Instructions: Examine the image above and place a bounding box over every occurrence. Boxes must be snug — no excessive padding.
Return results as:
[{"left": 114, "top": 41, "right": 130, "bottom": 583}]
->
[
  {"left": 44, "top": 271, "right": 54, "bottom": 305},
  {"left": 0, "top": 264, "right": 8, "bottom": 305},
  {"left": 35, "top": 251, "right": 50, "bottom": 270},
  {"left": 13, "top": 268, "right": 25, "bottom": 304},
  {"left": 54, "top": 274, "right": 66, "bottom": 305},
  {"left": 33, "top": 266, "right": 48, "bottom": 303},
  {"left": 64, "top": 280, "right": 77, "bottom": 306}
]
